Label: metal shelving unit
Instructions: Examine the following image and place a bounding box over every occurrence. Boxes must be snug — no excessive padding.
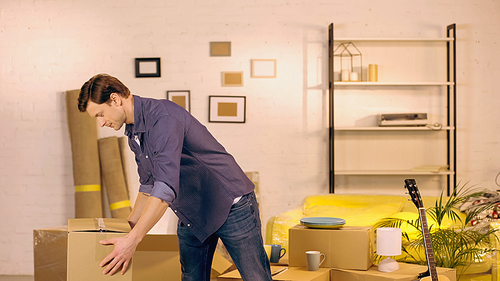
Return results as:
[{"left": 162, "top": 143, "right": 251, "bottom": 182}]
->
[{"left": 328, "top": 23, "right": 457, "bottom": 195}]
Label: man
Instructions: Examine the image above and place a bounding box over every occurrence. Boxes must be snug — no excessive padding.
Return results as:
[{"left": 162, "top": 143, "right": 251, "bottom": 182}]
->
[{"left": 77, "top": 74, "right": 272, "bottom": 281}]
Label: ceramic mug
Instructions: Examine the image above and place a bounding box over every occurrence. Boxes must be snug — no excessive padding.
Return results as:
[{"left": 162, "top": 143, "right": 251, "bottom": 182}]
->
[
  {"left": 269, "top": 244, "right": 286, "bottom": 263},
  {"left": 264, "top": 245, "right": 272, "bottom": 260},
  {"left": 306, "top": 251, "right": 325, "bottom": 271}
]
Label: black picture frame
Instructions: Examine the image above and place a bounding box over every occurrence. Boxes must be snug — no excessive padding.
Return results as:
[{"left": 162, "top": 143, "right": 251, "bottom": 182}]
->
[
  {"left": 135, "top": 58, "right": 161, "bottom": 78},
  {"left": 167, "top": 90, "right": 191, "bottom": 112},
  {"left": 209, "top": 95, "right": 246, "bottom": 123}
]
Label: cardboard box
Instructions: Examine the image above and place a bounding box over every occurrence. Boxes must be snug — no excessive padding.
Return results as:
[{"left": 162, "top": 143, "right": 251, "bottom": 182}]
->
[
  {"left": 35, "top": 220, "right": 232, "bottom": 281},
  {"left": 34, "top": 226, "right": 67, "bottom": 281},
  {"left": 331, "top": 262, "right": 457, "bottom": 281},
  {"left": 67, "top": 218, "right": 181, "bottom": 281},
  {"left": 217, "top": 266, "right": 330, "bottom": 281},
  {"left": 289, "top": 225, "right": 374, "bottom": 270}
]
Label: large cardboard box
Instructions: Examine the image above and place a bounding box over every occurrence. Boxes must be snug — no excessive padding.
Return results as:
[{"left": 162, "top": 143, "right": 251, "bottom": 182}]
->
[
  {"left": 35, "top": 220, "right": 232, "bottom": 281},
  {"left": 217, "top": 266, "right": 330, "bottom": 281},
  {"left": 331, "top": 263, "right": 457, "bottom": 281},
  {"left": 289, "top": 225, "right": 374, "bottom": 270},
  {"left": 67, "top": 218, "right": 181, "bottom": 281},
  {"left": 34, "top": 227, "right": 67, "bottom": 281}
]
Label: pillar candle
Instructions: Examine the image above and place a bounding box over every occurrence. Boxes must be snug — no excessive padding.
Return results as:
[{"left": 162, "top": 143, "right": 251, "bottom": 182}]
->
[
  {"left": 350, "top": 72, "right": 358, "bottom": 81},
  {"left": 369, "top": 64, "right": 378, "bottom": 82},
  {"left": 341, "top": 69, "right": 350, "bottom": 82}
]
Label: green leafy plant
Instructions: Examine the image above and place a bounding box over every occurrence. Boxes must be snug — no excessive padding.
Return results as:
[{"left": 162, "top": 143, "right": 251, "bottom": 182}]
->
[{"left": 375, "top": 182, "right": 499, "bottom": 280}]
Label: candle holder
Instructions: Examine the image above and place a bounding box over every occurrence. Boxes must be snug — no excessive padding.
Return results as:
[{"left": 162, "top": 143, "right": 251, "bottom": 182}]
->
[{"left": 333, "top": 42, "right": 362, "bottom": 81}]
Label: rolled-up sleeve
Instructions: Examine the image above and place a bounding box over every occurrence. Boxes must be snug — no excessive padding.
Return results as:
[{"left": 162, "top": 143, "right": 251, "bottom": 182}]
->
[
  {"left": 150, "top": 181, "right": 176, "bottom": 204},
  {"left": 138, "top": 184, "right": 153, "bottom": 194}
]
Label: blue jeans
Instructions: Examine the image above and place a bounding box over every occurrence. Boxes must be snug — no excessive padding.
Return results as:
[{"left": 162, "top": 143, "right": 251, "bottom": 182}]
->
[{"left": 177, "top": 191, "right": 272, "bottom": 281}]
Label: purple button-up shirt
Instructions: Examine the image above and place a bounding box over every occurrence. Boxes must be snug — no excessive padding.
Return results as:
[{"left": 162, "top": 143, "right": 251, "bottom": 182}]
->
[{"left": 124, "top": 95, "right": 254, "bottom": 242}]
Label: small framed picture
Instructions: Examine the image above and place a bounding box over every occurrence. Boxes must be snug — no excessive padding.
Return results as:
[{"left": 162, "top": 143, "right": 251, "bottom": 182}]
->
[
  {"left": 209, "top": 96, "right": 246, "bottom": 123},
  {"left": 167, "top": 90, "right": 190, "bottom": 112},
  {"left": 222, "top": 71, "right": 244, "bottom": 87},
  {"left": 210, "top": 41, "right": 231, "bottom": 57},
  {"left": 135, "top": 58, "right": 161, "bottom": 77},
  {"left": 251, "top": 59, "right": 277, "bottom": 78}
]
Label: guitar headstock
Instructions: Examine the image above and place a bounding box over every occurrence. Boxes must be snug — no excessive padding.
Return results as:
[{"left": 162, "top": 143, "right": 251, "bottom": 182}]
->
[{"left": 404, "top": 179, "right": 423, "bottom": 208}]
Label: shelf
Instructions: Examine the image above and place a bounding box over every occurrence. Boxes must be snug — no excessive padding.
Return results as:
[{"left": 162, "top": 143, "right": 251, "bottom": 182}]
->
[
  {"left": 328, "top": 23, "right": 457, "bottom": 194},
  {"left": 335, "top": 38, "right": 454, "bottom": 42},
  {"left": 334, "top": 82, "right": 454, "bottom": 86},
  {"left": 334, "top": 170, "right": 455, "bottom": 176},
  {"left": 334, "top": 126, "right": 454, "bottom": 131}
]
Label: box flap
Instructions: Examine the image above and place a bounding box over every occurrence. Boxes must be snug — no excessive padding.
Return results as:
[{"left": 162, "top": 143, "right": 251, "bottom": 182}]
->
[{"left": 68, "top": 218, "right": 130, "bottom": 233}]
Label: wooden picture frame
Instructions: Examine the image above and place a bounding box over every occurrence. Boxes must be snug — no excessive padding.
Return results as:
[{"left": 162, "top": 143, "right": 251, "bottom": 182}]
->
[
  {"left": 222, "top": 71, "right": 244, "bottom": 87},
  {"left": 251, "top": 59, "right": 277, "bottom": 78},
  {"left": 209, "top": 96, "right": 246, "bottom": 123},
  {"left": 167, "top": 90, "right": 190, "bottom": 112},
  {"left": 135, "top": 58, "right": 161, "bottom": 77},
  {"left": 210, "top": 41, "right": 231, "bottom": 57}
]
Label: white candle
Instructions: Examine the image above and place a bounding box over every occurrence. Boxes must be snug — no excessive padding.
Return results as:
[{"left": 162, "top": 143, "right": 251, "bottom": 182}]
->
[
  {"left": 341, "top": 69, "right": 350, "bottom": 82},
  {"left": 350, "top": 72, "right": 358, "bottom": 81}
]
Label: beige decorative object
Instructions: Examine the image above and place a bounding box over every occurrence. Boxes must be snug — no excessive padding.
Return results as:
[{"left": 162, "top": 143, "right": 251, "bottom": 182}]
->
[
  {"left": 368, "top": 64, "right": 378, "bottom": 82},
  {"left": 251, "top": 59, "right": 277, "bottom": 78},
  {"left": 222, "top": 71, "right": 244, "bottom": 87},
  {"left": 210, "top": 41, "right": 231, "bottom": 57}
]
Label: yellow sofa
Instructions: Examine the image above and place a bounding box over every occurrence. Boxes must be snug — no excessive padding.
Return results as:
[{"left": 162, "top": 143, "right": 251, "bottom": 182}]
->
[{"left": 265, "top": 194, "right": 495, "bottom": 279}]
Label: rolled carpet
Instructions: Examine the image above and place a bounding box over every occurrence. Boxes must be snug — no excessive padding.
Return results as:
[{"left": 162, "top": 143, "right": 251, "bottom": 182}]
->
[
  {"left": 98, "top": 136, "right": 132, "bottom": 219},
  {"left": 65, "top": 90, "right": 103, "bottom": 218}
]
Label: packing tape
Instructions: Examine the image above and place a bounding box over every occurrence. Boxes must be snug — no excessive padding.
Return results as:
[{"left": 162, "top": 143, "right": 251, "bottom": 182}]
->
[
  {"left": 95, "top": 218, "right": 106, "bottom": 231},
  {"left": 110, "top": 200, "right": 131, "bottom": 211},
  {"left": 75, "top": 184, "right": 101, "bottom": 192}
]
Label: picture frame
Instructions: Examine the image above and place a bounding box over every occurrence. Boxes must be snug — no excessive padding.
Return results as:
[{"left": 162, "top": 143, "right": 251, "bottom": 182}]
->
[
  {"left": 221, "top": 71, "right": 244, "bottom": 87},
  {"left": 251, "top": 59, "right": 277, "bottom": 78},
  {"left": 209, "top": 96, "right": 246, "bottom": 123},
  {"left": 167, "top": 90, "right": 190, "bottom": 112},
  {"left": 135, "top": 58, "right": 161, "bottom": 77},
  {"left": 210, "top": 41, "right": 231, "bottom": 57}
]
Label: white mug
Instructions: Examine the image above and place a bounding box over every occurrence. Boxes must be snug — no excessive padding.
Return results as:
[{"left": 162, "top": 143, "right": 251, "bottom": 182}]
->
[{"left": 306, "top": 251, "right": 325, "bottom": 271}]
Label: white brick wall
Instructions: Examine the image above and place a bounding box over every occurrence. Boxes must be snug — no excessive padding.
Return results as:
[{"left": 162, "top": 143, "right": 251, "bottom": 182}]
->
[{"left": 1, "top": 0, "right": 499, "bottom": 275}]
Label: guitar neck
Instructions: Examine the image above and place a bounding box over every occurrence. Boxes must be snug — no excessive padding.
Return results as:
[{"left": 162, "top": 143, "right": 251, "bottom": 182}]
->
[{"left": 419, "top": 207, "right": 438, "bottom": 281}]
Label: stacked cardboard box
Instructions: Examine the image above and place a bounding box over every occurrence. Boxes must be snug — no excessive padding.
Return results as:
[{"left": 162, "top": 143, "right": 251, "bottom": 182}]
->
[
  {"left": 331, "top": 262, "right": 457, "bottom": 281},
  {"left": 217, "top": 266, "right": 330, "bottom": 281},
  {"left": 288, "top": 225, "right": 374, "bottom": 270},
  {"left": 219, "top": 224, "right": 456, "bottom": 281}
]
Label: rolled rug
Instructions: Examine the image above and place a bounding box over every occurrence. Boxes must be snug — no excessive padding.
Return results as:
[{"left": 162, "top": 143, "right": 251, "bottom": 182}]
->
[
  {"left": 98, "top": 136, "right": 132, "bottom": 219},
  {"left": 65, "top": 90, "right": 103, "bottom": 218}
]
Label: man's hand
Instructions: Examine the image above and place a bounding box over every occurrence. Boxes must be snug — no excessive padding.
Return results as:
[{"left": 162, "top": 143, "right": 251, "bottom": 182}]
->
[
  {"left": 99, "top": 234, "right": 140, "bottom": 275},
  {"left": 100, "top": 195, "right": 169, "bottom": 275}
]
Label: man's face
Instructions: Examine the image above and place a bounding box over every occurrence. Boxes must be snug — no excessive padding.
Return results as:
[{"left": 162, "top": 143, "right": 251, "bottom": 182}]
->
[{"left": 86, "top": 99, "right": 126, "bottom": 131}]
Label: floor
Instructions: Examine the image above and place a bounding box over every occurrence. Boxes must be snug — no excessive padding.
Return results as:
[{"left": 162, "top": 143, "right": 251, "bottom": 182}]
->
[
  {"left": 0, "top": 276, "right": 218, "bottom": 281},
  {"left": 0, "top": 277, "right": 33, "bottom": 281}
]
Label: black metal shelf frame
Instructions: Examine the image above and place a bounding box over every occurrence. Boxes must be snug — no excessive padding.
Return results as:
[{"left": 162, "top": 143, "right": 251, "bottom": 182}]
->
[{"left": 328, "top": 23, "right": 457, "bottom": 195}]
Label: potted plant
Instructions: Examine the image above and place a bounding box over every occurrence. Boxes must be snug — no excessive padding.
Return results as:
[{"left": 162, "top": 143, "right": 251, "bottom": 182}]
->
[{"left": 375, "top": 182, "right": 500, "bottom": 280}]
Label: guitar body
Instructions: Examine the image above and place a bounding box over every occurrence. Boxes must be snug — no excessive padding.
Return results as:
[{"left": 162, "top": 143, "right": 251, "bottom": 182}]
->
[{"left": 404, "top": 179, "right": 451, "bottom": 281}]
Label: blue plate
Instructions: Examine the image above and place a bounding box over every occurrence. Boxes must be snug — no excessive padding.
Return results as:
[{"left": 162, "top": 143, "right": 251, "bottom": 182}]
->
[{"left": 300, "top": 217, "right": 346, "bottom": 229}]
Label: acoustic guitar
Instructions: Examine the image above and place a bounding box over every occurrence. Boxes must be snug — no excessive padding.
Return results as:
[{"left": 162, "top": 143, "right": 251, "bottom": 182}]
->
[{"left": 404, "top": 179, "right": 450, "bottom": 281}]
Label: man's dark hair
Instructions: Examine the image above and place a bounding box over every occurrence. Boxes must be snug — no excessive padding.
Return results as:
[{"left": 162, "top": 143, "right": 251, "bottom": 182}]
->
[{"left": 78, "top": 74, "right": 131, "bottom": 112}]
